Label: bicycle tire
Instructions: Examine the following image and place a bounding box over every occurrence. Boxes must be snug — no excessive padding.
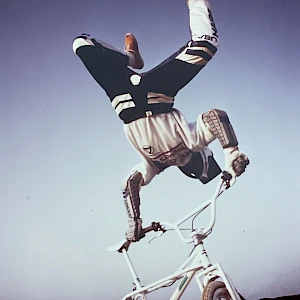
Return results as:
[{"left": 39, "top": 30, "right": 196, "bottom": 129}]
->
[{"left": 202, "top": 281, "right": 231, "bottom": 300}]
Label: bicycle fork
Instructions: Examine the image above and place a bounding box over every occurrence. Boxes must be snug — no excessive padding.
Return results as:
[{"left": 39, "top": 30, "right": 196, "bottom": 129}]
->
[
  {"left": 122, "top": 249, "right": 147, "bottom": 300},
  {"left": 192, "top": 237, "right": 241, "bottom": 300}
]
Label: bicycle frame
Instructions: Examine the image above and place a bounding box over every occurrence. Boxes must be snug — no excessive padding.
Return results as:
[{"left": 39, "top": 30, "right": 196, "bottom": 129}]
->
[{"left": 107, "top": 175, "right": 242, "bottom": 300}]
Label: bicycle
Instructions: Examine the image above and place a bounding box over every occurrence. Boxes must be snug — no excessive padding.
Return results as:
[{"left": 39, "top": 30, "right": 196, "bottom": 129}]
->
[{"left": 107, "top": 171, "right": 245, "bottom": 300}]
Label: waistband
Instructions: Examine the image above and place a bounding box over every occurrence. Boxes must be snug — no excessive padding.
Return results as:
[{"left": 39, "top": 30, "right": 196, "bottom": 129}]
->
[{"left": 121, "top": 104, "right": 174, "bottom": 124}]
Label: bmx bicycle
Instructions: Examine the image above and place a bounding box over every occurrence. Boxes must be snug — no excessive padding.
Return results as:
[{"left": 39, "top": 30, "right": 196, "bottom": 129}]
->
[{"left": 107, "top": 172, "right": 245, "bottom": 300}]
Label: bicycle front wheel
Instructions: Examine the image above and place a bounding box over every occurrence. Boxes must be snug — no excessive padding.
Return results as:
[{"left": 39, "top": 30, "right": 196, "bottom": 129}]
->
[{"left": 202, "top": 281, "right": 231, "bottom": 300}]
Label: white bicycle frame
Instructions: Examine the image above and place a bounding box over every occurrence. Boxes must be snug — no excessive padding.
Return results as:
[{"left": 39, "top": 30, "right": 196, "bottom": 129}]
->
[{"left": 107, "top": 176, "right": 242, "bottom": 300}]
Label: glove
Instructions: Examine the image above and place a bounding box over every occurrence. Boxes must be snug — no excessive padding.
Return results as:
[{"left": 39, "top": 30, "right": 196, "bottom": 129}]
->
[
  {"left": 224, "top": 147, "right": 249, "bottom": 178},
  {"left": 126, "top": 218, "right": 145, "bottom": 242}
]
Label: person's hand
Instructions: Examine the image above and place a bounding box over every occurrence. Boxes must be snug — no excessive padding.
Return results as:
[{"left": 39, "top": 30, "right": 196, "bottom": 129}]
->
[
  {"left": 224, "top": 147, "right": 249, "bottom": 178},
  {"left": 126, "top": 218, "right": 145, "bottom": 242}
]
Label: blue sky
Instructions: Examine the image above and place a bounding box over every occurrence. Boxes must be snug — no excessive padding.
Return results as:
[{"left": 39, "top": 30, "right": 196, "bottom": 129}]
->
[{"left": 1, "top": 0, "right": 300, "bottom": 299}]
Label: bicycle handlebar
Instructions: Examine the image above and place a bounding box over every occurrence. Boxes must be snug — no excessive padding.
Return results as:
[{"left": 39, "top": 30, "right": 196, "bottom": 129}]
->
[
  {"left": 142, "top": 171, "right": 235, "bottom": 243},
  {"left": 141, "top": 172, "right": 234, "bottom": 243},
  {"left": 107, "top": 171, "right": 235, "bottom": 253}
]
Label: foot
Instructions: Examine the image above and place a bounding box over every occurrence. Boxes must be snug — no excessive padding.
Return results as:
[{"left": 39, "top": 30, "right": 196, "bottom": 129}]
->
[{"left": 124, "top": 33, "right": 144, "bottom": 69}]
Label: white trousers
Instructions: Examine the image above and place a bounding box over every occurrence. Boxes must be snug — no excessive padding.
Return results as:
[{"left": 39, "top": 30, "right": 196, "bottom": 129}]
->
[{"left": 123, "top": 109, "right": 216, "bottom": 186}]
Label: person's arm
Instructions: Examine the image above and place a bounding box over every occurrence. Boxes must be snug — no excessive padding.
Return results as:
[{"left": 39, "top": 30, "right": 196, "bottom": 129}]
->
[
  {"left": 122, "top": 170, "right": 145, "bottom": 242},
  {"left": 202, "top": 109, "right": 249, "bottom": 178},
  {"left": 122, "top": 160, "right": 159, "bottom": 242}
]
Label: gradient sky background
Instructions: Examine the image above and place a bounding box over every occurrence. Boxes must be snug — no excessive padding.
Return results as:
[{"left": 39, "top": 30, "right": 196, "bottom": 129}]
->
[{"left": 1, "top": 0, "right": 300, "bottom": 299}]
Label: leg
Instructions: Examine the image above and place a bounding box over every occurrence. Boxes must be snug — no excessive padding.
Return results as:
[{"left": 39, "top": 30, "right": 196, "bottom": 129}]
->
[
  {"left": 142, "top": 0, "right": 218, "bottom": 97},
  {"left": 73, "top": 34, "right": 137, "bottom": 99}
]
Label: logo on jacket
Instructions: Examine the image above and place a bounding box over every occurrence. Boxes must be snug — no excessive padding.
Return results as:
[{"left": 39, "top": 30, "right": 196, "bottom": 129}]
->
[{"left": 142, "top": 145, "right": 154, "bottom": 155}]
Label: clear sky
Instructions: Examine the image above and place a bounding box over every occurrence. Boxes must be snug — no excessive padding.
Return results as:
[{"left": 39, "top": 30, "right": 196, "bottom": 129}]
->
[{"left": 1, "top": 0, "right": 300, "bottom": 299}]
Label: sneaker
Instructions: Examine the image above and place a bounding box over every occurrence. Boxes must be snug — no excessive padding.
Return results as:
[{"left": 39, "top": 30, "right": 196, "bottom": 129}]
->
[{"left": 124, "top": 33, "right": 144, "bottom": 69}]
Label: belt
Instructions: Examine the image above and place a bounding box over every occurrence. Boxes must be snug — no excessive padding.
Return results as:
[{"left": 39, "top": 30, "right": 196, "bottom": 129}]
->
[{"left": 121, "top": 104, "right": 174, "bottom": 124}]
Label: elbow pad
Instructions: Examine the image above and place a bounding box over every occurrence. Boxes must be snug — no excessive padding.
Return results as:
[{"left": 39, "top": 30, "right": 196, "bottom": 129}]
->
[
  {"left": 202, "top": 109, "right": 238, "bottom": 148},
  {"left": 122, "top": 171, "right": 144, "bottom": 219}
]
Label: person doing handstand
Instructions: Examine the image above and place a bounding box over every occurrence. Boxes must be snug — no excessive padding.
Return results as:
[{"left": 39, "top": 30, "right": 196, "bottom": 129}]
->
[{"left": 72, "top": 0, "right": 250, "bottom": 242}]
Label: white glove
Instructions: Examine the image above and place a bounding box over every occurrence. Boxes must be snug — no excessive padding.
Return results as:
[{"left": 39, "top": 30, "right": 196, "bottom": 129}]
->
[
  {"left": 224, "top": 147, "right": 249, "bottom": 178},
  {"left": 126, "top": 218, "right": 145, "bottom": 242}
]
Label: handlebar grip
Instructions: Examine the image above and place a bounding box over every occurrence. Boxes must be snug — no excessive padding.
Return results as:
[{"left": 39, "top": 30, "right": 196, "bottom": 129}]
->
[
  {"left": 221, "top": 171, "right": 236, "bottom": 189},
  {"left": 143, "top": 224, "right": 154, "bottom": 233},
  {"left": 143, "top": 222, "right": 163, "bottom": 233},
  {"left": 221, "top": 171, "right": 232, "bottom": 181}
]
